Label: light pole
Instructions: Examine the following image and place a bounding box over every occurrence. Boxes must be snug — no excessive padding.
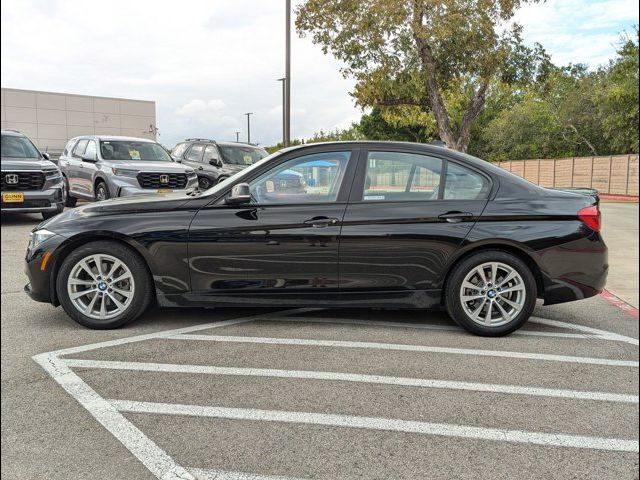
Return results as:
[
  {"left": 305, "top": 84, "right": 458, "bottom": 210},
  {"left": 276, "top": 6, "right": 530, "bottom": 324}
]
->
[
  {"left": 284, "top": 0, "right": 291, "bottom": 146},
  {"left": 235, "top": 131, "right": 240, "bottom": 142},
  {"left": 245, "top": 113, "right": 253, "bottom": 144},
  {"left": 277, "top": 77, "right": 286, "bottom": 146}
]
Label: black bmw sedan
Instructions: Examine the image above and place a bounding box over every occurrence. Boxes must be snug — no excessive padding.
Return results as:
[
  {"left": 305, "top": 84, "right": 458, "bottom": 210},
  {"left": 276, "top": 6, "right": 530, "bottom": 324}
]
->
[{"left": 24, "top": 142, "right": 608, "bottom": 336}]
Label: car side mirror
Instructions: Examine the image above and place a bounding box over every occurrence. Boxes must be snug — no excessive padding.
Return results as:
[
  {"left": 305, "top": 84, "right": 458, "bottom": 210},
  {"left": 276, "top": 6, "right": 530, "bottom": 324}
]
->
[
  {"left": 225, "top": 183, "right": 251, "bottom": 205},
  {"left": 82, "top": 153, "right": 97, "bottom": 163},
  {"left": 209, "top": 158, "right": 222, "bottom": 167},
  {"left": 42, "top": 152, "right": 50, "bottom": 160}
]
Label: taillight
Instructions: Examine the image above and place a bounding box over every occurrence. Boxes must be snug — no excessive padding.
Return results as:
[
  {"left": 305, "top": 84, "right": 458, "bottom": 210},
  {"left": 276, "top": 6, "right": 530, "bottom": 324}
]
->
[{"left": 578, "top": 205, "right": 601, "bottom": 231}]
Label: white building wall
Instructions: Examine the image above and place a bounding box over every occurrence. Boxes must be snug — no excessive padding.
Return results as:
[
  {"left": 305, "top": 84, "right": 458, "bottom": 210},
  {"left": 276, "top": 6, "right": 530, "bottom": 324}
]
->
[{"left": 1, "top": 88, "right": 157, "bottom": 153}]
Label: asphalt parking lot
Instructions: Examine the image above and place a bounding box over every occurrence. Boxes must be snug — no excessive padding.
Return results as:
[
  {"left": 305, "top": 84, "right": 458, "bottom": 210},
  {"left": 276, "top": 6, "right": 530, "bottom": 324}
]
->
[{"left": 2, "top": 204, "right": 638, "bottom": 480}]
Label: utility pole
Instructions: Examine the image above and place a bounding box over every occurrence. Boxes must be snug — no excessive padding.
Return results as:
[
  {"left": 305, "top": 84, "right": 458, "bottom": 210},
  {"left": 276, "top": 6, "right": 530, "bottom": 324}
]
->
[
  {"left": 235, "top": 131, "right": 240, "bottom": 142},
  {"left": 277, "top": 78, "right": 286, "bottom": 146},
  {"left": 245, "top": 113, "right": 253, "bottom": 144},
  {"left": 284, "top": 0, "right": 291, "bottom": 146}
]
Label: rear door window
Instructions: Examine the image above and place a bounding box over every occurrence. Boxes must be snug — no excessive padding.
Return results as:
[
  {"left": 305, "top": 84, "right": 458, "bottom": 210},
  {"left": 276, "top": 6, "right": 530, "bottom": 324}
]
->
[
  {"left": 363, "top": 151, "right": 442, "bottom": 201},
  {"left": 186, "top": 144, "right": 205, "bottom": 162}
]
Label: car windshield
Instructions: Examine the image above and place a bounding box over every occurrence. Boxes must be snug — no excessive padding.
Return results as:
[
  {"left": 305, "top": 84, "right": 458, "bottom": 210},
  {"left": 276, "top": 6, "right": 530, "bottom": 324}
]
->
[
  {"left": 99, "top": 141, "right": 171, "bottom": 161},
  {"left": 1, "top": 134, "right": 40, "bottom": 159},
  {"left": 218, "top": 145, "right": 268, "bottom": 165}
]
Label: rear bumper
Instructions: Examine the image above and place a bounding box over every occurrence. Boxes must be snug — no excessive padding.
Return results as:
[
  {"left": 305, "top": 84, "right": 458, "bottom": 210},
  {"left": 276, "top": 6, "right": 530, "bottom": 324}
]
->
[
  {"left": 1, "top": 187, "right": 64, "bottom": 213},
  {"left": 539, "top": 231, "right": 608, "bottom": 305}
]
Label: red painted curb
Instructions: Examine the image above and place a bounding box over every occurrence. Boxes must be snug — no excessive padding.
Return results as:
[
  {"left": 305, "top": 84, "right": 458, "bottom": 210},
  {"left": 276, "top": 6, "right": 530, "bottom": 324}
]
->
[
  {"left": 599, "top": 194, "right": 639, "bottom": 202},
  {"left": 599, "top": 290, "right": 639, "bottom": 320}
]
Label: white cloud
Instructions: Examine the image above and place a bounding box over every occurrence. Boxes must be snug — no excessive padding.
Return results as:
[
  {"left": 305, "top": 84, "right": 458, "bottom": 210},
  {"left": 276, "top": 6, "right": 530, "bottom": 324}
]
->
[{"left": 1, "top": 0, "right": 636, "bottom": 147}]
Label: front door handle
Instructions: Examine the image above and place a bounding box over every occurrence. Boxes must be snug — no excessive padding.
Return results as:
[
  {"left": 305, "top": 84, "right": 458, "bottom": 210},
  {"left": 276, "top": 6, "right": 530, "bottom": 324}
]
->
[
  {"left": 438, "top": 211, "right": 473, "bottom": 223},
  {"left": 303, "top": 216, "right": 339, "bottom": 228}
]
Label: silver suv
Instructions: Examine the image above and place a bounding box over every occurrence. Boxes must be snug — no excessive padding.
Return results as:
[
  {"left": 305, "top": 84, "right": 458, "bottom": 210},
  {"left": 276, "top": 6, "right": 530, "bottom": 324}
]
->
[{"left": 58, "top": 135, "right": 197, "bottom": 205}]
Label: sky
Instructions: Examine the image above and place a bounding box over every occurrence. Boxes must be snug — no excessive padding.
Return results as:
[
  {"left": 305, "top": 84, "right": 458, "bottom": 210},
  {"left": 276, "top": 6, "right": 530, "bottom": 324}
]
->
[{"left": 1, "top": 0, "right": 638, "bottom": 148}]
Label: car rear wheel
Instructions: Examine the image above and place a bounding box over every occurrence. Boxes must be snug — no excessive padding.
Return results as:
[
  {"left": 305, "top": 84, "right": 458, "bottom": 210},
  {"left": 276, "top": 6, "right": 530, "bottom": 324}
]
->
[
  {"left": 445, "top": 250, "right": 537, "bottom": 336},
  {"left": 56, "top": 241, "right": 153, "bottom": 329}
]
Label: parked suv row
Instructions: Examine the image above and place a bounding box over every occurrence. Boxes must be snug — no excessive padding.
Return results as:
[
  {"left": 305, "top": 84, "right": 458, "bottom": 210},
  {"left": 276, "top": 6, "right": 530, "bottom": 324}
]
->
[
  {"left": 171, "top": 138, "right": 268, "bottom": 189},
  {"left": 59, "top": 136, "right": 198, "bottom": 205},
  {"left": 1, "top": 130, "right": 65, "bottom": 219}
]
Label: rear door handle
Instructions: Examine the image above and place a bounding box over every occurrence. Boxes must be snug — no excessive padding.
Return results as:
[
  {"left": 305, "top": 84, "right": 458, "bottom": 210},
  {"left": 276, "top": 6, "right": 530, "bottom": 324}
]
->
[
  {"left": 303, "top": 216, "right": 339, "bottom": 228},
  {"left": 438, "top": 211, "right": 474, "bottom": 223}
]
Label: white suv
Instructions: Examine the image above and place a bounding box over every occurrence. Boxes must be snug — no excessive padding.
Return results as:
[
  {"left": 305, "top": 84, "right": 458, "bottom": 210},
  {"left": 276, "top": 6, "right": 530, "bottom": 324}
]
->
[{"left": 58, "top": 135, "right": 198, "bottom": 205}]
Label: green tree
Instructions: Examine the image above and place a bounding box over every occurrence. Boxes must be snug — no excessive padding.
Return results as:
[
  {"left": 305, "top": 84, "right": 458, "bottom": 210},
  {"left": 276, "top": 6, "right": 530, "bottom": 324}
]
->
[
  {"left": 595, "top": 29, "right": 639, "bottom": 153},
  {"left": 297, "top": 0, "right": 546, "bottom": 152}
]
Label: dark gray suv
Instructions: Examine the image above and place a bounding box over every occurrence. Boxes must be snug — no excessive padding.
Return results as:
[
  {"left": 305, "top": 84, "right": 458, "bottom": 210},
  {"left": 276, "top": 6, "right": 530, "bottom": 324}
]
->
[
  {"left": 171, "top": 139, "right": 268, "bottom": 189},
  {"left": 1, "top": 130, "right": 65, "bottom": 219}
]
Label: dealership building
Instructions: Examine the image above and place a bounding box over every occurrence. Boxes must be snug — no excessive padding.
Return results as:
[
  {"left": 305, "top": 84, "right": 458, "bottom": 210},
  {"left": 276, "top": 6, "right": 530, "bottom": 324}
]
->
[{"left": 1, "top": 88, "right": 157, "bottom": 154}]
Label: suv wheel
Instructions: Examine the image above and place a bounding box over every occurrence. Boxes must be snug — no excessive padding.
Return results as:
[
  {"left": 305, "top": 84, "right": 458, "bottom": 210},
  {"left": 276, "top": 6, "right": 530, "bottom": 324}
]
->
[
  {"left": 56, "top": 241, "right": 153, "bottom": 329},
  {"left": 198, "top": 176, "right": 213, "bottom": 189},
  {"left": 95, "top": 181, "right": 110, "bottom": 201},
  {"left": 445, "top": 250, "right": 537, "bottom": 336}
]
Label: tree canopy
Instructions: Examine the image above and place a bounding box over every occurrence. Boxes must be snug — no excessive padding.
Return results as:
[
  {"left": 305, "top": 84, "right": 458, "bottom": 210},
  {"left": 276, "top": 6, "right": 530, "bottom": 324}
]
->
[{"left": 297, "top": 0, "right": 547, "bottom": 152}]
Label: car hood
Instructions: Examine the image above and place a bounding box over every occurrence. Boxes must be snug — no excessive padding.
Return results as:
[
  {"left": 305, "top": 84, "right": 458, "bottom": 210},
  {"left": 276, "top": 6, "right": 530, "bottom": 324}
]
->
[
  {"left": 39, "top": 191, "right": 196, "bottom": 234},
  {"left": 1, "top": 157, "right": 58, "bottom": 171},
  {"left": 105, "top": 160, "right": 192, "bottom": 172}
]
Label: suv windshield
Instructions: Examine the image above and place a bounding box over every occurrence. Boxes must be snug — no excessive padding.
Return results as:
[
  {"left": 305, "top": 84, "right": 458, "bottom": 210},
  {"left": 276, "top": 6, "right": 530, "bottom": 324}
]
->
[
  {"left": 100, "top": 141, "right": 171, "bottom": 161},
  {"left": 218, "top": 145, "right": 268, "bottom": 165},
  {"left": 1, "top": 134, "right": 40, "bottom": 159}
]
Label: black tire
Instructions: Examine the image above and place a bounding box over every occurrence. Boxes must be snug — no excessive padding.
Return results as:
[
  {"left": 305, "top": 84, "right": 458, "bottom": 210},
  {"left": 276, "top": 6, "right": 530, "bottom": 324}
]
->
[
  {"left": 444, "top": 250, "right": 537, "bottom": 336},
  {"left": 198, "top": 176, "right": 213, "bottom": 189},
  {"left": 216, "top": 176, "right": 228, "bottom": 185},
  {"left": 42, "top": 204, "right": 64, "bottom": 220},
  {"left": 56, "top": 241, "right": 153, "bottom": 329},
  {"left": 64, "top": 177, "right": 77, "bottom": 207},
  {"left": 95, "top": 181, "right": 110, "bottom": 202}
]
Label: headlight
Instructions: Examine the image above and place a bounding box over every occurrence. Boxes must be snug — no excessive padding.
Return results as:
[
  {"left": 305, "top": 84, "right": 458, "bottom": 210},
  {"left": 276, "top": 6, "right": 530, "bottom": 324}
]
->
[
  {"left": 44, "top": 169, "right": 61, "bottom": 178},
  {"left": 28, "top": 229, "right": 56, "bottom": 250},
  {"left": 111, "top": 167, "right": 139, "bottom": 177},
  {"left": 186, "top": 170, "right": 197, "bottom": 178}
]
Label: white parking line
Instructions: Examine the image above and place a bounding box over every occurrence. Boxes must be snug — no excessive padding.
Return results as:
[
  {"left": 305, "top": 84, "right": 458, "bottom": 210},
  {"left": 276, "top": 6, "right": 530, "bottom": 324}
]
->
[
  {"left": 530, "top": 317, "right": 640, "bottom": 346},
  {"left": 168, "top": 334, "right": 640, "bottom": 367},
  {"left": 111, "top": 399, "right": 640, "bottom": 453},
  {"left": 187, "top": 468, "right": 302, "bottom": 480},
  {"left": 267, "top": 316, "right": 603, "bottom": 340},
  {"left": 32, "top": 310, "right": 308, "bottom": 480},
  {"left": 64, "top": 358, "right": 639, "bottom": 403}
]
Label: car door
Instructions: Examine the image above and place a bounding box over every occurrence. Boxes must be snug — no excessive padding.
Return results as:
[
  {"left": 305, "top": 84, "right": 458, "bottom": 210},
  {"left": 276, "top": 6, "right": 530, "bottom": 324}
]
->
[
  {"left": 67, "top": 139, "right": 88, "bottom": 197},
  {"left": 338, "top": 148, "right": 492, "bottom": 299},
  {"left": 79, "top": 140, "right": 99, "bottom": 197},
  {"left": 188, "top": 149, "right": 357, "bottom": 299}
]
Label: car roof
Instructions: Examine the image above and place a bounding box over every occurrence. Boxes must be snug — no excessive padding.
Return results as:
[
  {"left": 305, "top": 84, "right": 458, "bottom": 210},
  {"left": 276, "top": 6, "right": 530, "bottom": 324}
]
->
[
  {"left": 74, "top": 135, "right": 157, "bottom": 143},
  {"left": 180, "top": 139, "right": 264, "bottom": 149},
  {"left": 1, "top": 129, "right": 27, "bottom": 137}
]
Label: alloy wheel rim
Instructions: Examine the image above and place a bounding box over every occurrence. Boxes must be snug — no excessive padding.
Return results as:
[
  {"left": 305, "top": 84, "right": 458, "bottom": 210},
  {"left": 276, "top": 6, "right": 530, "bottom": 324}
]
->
[
  {"left": 97, "top": 186, "right": 106, "bottom": 201},
  {"left": 67, "top": 254, "right": 135, "bottom": 320},
  {"left": 459, "top": 262, "right": 526, "bottom": 327}
]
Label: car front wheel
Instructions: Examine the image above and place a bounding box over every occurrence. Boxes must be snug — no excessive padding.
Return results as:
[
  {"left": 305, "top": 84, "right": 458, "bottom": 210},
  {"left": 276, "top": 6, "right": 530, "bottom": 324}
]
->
[
  {"left": 445, "top": 250, "right": 537, "bottom": 336},
  {"left": 56, "top": 241, "right": 153, "bottom": 329},
  {"left": 198, "top": 176, "right": 213, "bottom": 189}
]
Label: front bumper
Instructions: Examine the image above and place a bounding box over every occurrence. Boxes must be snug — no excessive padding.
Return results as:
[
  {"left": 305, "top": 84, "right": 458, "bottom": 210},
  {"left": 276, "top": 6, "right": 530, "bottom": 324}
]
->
[
  {"left": 110, "top": 177, "right": 198, "bottom": 197},
  {"left": 24, "top": 232, "right": 67, "bottom": 305},
  {"left": 1, "top": 187, "right": 64, "bottom": 213}
]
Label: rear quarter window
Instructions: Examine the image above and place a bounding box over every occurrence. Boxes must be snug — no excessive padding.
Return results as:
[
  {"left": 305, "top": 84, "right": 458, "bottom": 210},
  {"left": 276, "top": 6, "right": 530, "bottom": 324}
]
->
[{"left": 443, "top": 162, "right": 490, "bottom": 200}]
